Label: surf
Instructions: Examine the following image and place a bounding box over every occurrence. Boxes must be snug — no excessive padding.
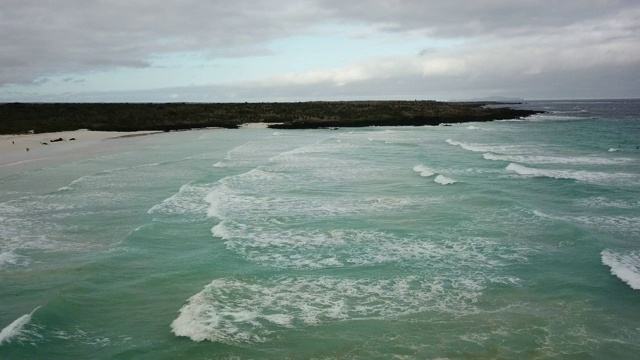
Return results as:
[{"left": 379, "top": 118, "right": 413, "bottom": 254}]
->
[
  {"left": 505, "top": 163, "right": 639, "bottom": 186},
  {"left": 601, "top": 250, "right": 640, "bottom": 290},
  {"left": 413, "top": 164, "right": 435, "bottom": 177},
  {"left": 0, "top": 306, "right": 41, "bottom": 346},
  {"left": 434, "top": 175, "right": 456, "bottom": 185},
  {"left": 484, "top": 153, "right": 634, "bottom": 165}
]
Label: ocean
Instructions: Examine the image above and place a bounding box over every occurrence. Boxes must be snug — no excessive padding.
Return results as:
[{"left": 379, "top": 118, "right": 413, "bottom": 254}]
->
[{"left": 1, "top": 99, "right": 639, "bottom": 359}]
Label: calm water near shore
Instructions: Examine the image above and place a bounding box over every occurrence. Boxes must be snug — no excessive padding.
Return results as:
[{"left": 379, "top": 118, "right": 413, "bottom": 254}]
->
[{"left": 1, "top": 99, "right": 639, "bottom": 359}]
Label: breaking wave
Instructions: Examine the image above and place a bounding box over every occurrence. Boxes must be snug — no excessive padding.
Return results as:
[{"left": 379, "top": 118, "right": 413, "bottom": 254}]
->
[
  {"left": 172, "top": 276, "right": 489, "bottom": 344},
  {"left": 434, "top": 175, "right": 456, "bottom": 185},
  {"left": 147, "top": 183, "right": 211, "bottom": 222},
  {"left": 484, "top": 153, "right": 633, "bottom": 165},
  {"left": 446, "top": 139, "right": 533, "bottom": 154},
  {"left": 413, "top": 164, "right": 435, "bottom": 177},
  {"left": 0, "top": 306, "right": 41, "bottom": 346},
  {"left": 601, "top": 250, "right": 640, "bottom": 290},
  {"left": 505, "top": 163, "right": 639, "bottom": 186}
]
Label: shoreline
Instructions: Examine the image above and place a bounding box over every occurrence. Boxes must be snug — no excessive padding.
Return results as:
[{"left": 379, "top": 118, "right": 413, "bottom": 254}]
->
[{"left": 0, "top": 129, "right": 162, "bottom": 169}]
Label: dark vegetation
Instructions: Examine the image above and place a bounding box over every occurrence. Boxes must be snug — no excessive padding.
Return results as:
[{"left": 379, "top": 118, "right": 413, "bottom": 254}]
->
[{"left": 0, "top": 101, "right": 541, "bottom": 134}]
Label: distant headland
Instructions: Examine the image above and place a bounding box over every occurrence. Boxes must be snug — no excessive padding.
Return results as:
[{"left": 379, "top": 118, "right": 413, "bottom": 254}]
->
[{"left": 0, "top": 101, "right": 542, "bottom": 134}]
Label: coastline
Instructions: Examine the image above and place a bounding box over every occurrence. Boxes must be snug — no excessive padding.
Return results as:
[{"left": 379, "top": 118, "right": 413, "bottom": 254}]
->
[
  {"left": 0, "top": 101, "right": 543, "bottom": 171},
  {"left": 0, "top": 101, "right": 542, "bottom": 134},
  {"left": 0, "top": 129, "right": 161, "bottom": 170}
]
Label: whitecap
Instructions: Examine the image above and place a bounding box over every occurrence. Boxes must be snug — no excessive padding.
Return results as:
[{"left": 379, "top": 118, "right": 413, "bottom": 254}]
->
[
  {"left": 0, "top": 306, "right": 41, "bottom": 346},
  {"left": 484, "top": 153, "right": 633, "bottom": 165},
  {"left": 601, "top": 250, "right": 640, "bottom": 290},
  {"left": 434, "top": 175, "right": 456, "bottom": 185},
  {"left": 147, "top": 183, "right": 211, "bottom": 220},
  {"left": 524, "top": 114, "right": 585, "bottom": 122},
  {"left": 466, "top": 125, "right": 488, "bottom": 130},
  {"left": 534, "top": 210, "right": 640, "bottom": 235},
  {"left": 505, "top": 163, "right": 639, "bottom": 186},
  {"left": 446, "top": 139, "right": 531, "bottom": 154},
  {"left": 413, "top": 164, "right": 435, "bottom": 177},
  {"left": 0, "top": 251, "right": 29, "bottom": 267},
  {"left": 575, "top": 197, "right": 639, "bottom": 209}
]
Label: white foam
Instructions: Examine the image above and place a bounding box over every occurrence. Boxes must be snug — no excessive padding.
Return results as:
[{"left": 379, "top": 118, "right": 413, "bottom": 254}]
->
[
  {"left": 484, "top": 153, "right": 634, "bottom": 165},
  {"left": 0, "top": 251, "right": 29, "bottom": 267},
  {"left": 0, "top": 306, "right": 41, "bottom": 346},
  {"left": 506, "top": 163, "right": 639, "bottom": 186},
  {"left": 572, "top": 215, "right": 640, "bottom": 235},
  {"left": 184, "top": 153, "right": 222, "bottom": 161},
  {"left": 172, "top": 276, "right": 486, "bottom": 344},
  {"left": 219, "top": 138, "right": 326, "bottom": 168},
  {"left": 601, "top": 250, "right": 640, "bottom": 290},
  {"left": 205, "top": 166, "right": 417, "bottom": 224},
  {"left": 534, "top": 210, "right": 640, "bottom": 235},
  {"left": 148, "top": 183, "right": 211, "bottom": 220},
  {"left": 446, "top": 139, "right": 531, "bottom": 154},
  {"left": 50, "top": 327, "right": 112, "bottom": 347},
  {"left": 211, "top": 211, "right": 530, "bottom": 269},
  {"left": 434, "top": 175, "right": 456, "bottom": 185},
  {"left": 269, "top": 140, "right": 356, "bottom": 163},
  {"left": 466, "top": 125, "right": 489, "bottom": 130},
  {"left": 0, "top": 230, "right": 59, "bottom": 269},
  {"left": 608, "top": 148, "right": 621, "bottom": 152},
  {"left": 576, "top": 197, "right": 639, "bottom": 209},
  {"left": 524, "top": 114, "right": 585, "bottom": 122},
  {"left": 413, "top": 164, "right": 435, "bottom": 177},
  {"left": 0, "top": 187, "right": 136, "bottom": 268}
]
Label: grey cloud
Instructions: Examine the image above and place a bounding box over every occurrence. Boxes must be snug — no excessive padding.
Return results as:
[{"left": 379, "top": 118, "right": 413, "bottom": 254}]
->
[
  {"left": 5, "top": 60, "right": 639, "bottom": 103},
  {"left": 320, "top": 0, "right": 638, "bottom": 38},
  {"left": 1, "top": 0, "right": 639, "bottom": 99},
  {"left": 0, "top": 0, "right": 322, "bottom": 85}
]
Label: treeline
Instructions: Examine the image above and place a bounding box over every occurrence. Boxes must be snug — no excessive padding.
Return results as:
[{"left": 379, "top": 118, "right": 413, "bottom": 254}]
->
[{"left": 0, "top": 101, "right": 541, "bottom": 134}]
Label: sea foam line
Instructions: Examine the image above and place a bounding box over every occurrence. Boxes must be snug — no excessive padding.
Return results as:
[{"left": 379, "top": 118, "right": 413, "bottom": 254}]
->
[
  {"left": 446, "top": 139, "right": 532, "bottom": 154},
  {"left": 506, "top": 163, "right": 639, "bottom": 186},
  {"left": 484, "top": 153, "right": 634, "bottom": 165},
  {"left": 0, "top": 306, "right": 41, "bottom": 346}
]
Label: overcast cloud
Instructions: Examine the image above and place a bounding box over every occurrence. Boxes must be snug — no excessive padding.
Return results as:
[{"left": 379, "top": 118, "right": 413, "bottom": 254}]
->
[{"left": 1, "top": 0, "right": 639, "bottom": 101}]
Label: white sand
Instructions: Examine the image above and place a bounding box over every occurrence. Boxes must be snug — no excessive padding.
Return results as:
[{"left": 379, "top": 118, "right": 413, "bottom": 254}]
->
[{"left": 0, "top": 129, "right": 161, "bottom": 170}]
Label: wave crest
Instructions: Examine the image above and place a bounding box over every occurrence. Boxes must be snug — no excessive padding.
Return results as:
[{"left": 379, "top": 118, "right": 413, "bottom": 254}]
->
[
  {"left": 171, "top": 276, "right": 485, "bottom": 344},
  {"left": 0, "top": 306, "right": 41, "bottom": 346},
  {"left": 601, "top": 250, "right": 640, "bottom": 290},
  {"left": 434, "top": 175, "right": 456, "bottom": 185},
  {"left": 413, "top": 164, "right": 435, "bottom": 177}
]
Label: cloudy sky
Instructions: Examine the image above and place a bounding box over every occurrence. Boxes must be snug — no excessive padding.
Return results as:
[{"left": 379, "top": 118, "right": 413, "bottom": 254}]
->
[{"left": 1, "top": 0, "right": 639, "bottom": 102}]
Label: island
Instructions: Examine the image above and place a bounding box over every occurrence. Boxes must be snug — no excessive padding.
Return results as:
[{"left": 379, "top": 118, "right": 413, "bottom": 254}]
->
[{"left": 0, "top": 101, "right": 541, "bottom": 134}]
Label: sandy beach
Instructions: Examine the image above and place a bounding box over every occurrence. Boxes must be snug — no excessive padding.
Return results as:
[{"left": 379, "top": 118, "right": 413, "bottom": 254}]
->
[{"left": 0, "top": 129, "right": 162, "bottom": 170}]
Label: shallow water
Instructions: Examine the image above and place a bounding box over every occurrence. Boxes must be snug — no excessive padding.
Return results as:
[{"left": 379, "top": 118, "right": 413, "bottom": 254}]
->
[{"left": 1, "top": 100, "right": 639, "bottom": 359}]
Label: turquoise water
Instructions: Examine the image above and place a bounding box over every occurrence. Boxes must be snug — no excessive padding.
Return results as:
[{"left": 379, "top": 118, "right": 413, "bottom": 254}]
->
[{"left": 1, "top": 100, "right": 639, "bottom": 359}]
